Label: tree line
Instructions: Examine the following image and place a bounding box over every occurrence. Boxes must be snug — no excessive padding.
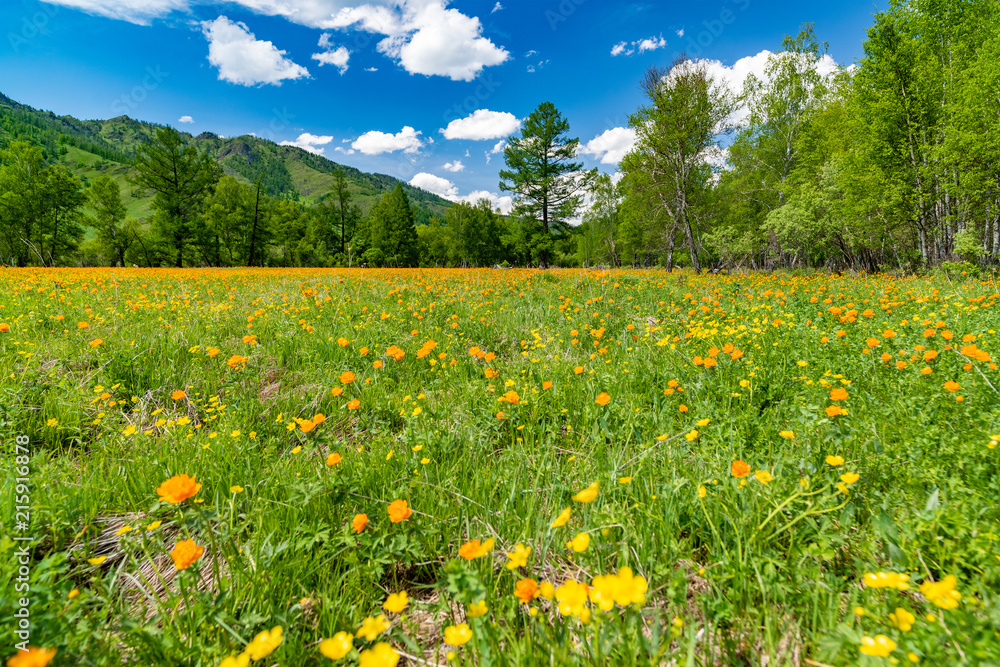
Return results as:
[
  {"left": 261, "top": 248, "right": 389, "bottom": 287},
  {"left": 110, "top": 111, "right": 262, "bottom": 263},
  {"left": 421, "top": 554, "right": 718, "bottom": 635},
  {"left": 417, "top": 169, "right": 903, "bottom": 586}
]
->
[{"left": 1, "top": 0, "right": 997, "bottom": 271}]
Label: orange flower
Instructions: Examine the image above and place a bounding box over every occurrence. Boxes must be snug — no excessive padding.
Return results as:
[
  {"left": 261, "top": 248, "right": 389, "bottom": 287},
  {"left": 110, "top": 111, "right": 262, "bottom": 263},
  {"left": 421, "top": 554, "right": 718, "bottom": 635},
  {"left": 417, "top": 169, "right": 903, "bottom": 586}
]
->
[
  {"left": 387, "top": 499, "right": 412, "bottom": 523},
  {"left": 89, "top": 338, "right": 103, "bottom": 348},
  {"left": 227, "top": 354, "right": 248, "bottom": 369},
  {"left": 327, "top": 452, "right": 342, "bottom": 466},
  {"left": 0, "top": 323, "right": 9, "bottom": 333},
  {"left": 156, "top": 474, "right": 202, "bottom": 504},
  {"left": 731, "top": 460, "right": 751, "bottom": 478},
  {"left": 594, "top": 392, "right": 611, "bottom": 406},
  {"left": 458, "top": 537, "right": 495, "bottom": 560},
  {"left": 77, "top": 321, "right": 89, "bottom": 330},
  {"left": 829, "top": 387, "right": 848, "bottom": 401},
  {"left": 679, "top": 404, "right": 688, "bottom": 413},
  {"left": 347, "top": 398, "right": 361, "bottom": 410},
  {"left": 514, "top": 579, "right": 539, "bottom": 603},
  {"left": 299, "top": 419, "right": 317, "bottom": 433},
  {"left": 206, "top": 347, "right": 220, "bottom": 357},
  {"left": 373, "top": 360, "right": 384, "bottom": 369},
  {"left": 331, "top": 386, "right": 344, "bottom": 397},
  {"left": 352, "top": 513, "right": 368, "bottom": 533},
  {"left": 313, "top": 413, "right": 326, "bottom": 424},
  {"left": 943, "top": 380, "right": 959, "bottom": 392},
  {"left": 170, "top": 539, "right": 204, "bottom": 571},
  {"left": 340, "top": 371, "right": 356, "bottom": 384},
  {"left": 542, "top": 381, "right": 553, "bottom": 390},
  {"left": 573, "top": 366, "right": 584, "bottom": 375},
  {"left": 171, "top": 390, "right": 186, "bottom": 400},
  {"left": 504, "top": 390, "right": 520, "bottom": 405},
  {"left": 6, "top": 647, "right": 56, "bottom": 667},
  {"left": 825, "top": 405, "right": 845, "bottom": 417}
]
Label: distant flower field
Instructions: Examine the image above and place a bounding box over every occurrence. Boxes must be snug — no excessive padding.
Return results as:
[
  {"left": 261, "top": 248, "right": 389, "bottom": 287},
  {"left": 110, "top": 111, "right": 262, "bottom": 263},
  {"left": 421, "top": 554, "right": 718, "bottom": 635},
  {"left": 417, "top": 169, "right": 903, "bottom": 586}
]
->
[{"left": 1, "top": 267, "right": 999, "bottom": 666}]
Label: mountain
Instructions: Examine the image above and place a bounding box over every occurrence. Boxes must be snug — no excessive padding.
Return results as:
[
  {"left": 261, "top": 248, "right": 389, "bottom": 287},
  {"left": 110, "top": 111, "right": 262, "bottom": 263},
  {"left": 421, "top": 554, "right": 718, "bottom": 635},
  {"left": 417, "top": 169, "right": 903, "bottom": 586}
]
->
[{"left": 0, "top": 91, "right": 451, "bottom": 223}]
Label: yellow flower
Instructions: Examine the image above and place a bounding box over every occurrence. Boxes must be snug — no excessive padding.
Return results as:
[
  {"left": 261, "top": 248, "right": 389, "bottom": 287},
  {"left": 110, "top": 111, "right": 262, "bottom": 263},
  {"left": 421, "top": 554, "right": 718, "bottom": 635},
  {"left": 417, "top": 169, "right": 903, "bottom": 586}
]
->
[
  {"left": 551, "top": 507, "right": 572, "bottom": 527},
  {"left": 46, "top": 418, "right": 59, "bottom": 427},
  {"left": 555, "top": 580, "right": 589, "bottom": 617},
  {"left": 685, "top": 430, "right": 699, "bottom": 441},
  {"left": 919, "top": 575, "right": 961, "bottom": 609},
  {"left": 68, "top": 589, "right": 79, "bottom": 600},
  {"left": 571, "top": 482, "right": 599, "bottom": 504},
  {"left": 218, "top": 654, "right": 250, "bottom": 667},
  {"left": 889, "top": 607, "right": 915, "bottom": 632},
  {"left": 859, "top": 635, "right": 897, "bottom": 657},
  {"left": 779, "top": 430, "right": 794, "bottom": 439},
  {"left": 697, "top": 485, "right": 707, "bottom": 499},
  {"left": 538, "top": 581, "right": 556, "bottom": 600},
  {"left": 505, "top": 543, "right": 531, "bottom": 570},
  {"left": 87, "top": 556, "right": 107, "bottom": 566},
  {"left": 466, "top": 600, "right": 489, "bottom": 618},
  {"left": 825, "top": 455, "right": 845, "bottom": 466},
  {"left": 567, "top": 532, "right": 590, "bottom": 552},
  {"left": 114, "top": 525, "right": 132, "bottom": 536},
  {"left": 358, "top": 643, "right": 399, "bottom": 667},
  {"left": 122, "top": 424, "right": 137, "bottom": 436},
  {"left": 319, "top": 632, "right": 354, "bottom": 660},
  {"left": 618, "top": 476, "right": 632, "bottom": 484},
  {"left": 146, "top": 521, "right": 162, "bottom": 531},
  {"left": 357, "top": 614, "right": 391, "bottom": 642},
  {"left": 382, "top": 591, "right": 409, "bottom": 613},
  {"left": 862, "top": 572, "right": 910, "bottom": 590},
  {"left": 589, "top": 567, "right": 647, "bottom": 610},
  {"left": 754, "top": 470, "right": 774, "bottom": 485},
  {"left": 244, "top": 626, "right": 283, "bottom": 661},
  {"left": 840, "top": 472, "right": 860, "bottom": 484},
  {"left": 443, "top": 623, "right": 473, "bottom": 646},
  {"left": 230, "top": 485, "right": 244, "bottom": 494},
  {"left": 696, "top": 418, "right": 710, "bottom": 427}
]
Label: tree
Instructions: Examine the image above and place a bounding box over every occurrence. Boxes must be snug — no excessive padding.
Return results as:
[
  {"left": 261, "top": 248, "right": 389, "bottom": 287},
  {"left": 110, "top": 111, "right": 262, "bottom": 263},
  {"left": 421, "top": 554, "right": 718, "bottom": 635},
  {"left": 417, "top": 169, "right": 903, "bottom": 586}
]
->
[
  {"left": 88, "top": 176, "right": 133, "bottom": 267},
  {"left": 130, "top": 127, "right": 221, "bottom": 267},
  {"left": 577, "top": 173, "right": 621, "bottom": 266},
  {"left": 621, "top": 59, "right": 737, "bottom": 272},
  {"left": 499, "top": 101, "right": 594, "bottom": 268},
  {"left": 357, "top": 184, "right": 419, "bottom": 267},
  {"left": 327, "top": 169, "right": 360, "bottom": 257}
]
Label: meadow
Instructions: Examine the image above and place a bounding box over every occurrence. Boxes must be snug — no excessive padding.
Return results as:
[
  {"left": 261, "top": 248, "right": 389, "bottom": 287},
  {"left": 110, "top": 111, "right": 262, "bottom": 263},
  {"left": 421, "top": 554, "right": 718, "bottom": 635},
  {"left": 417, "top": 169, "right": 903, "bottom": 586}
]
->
[{"left": 1, "top": 267, "right": 999, "bottom": 666}]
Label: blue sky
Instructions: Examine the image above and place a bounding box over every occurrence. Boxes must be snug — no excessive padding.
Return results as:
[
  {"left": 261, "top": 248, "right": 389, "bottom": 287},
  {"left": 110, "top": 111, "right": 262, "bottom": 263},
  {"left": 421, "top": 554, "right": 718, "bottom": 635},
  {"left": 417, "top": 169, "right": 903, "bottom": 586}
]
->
[{"left": 1, "top": 0, "right": 884, "bottom": 209}]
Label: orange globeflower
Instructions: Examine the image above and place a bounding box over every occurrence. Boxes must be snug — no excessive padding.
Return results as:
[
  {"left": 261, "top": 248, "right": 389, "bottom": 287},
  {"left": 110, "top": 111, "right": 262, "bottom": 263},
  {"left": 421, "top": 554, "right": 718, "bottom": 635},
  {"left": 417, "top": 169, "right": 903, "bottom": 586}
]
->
[
  {"left": 340, "top": 371, "right": 356, "bottom": 384},
  {"left": 227, "top": 354, "right": 248, "bottom": 369},
  {"left": 156, "top": 474, "right": 202, "bottom": 504},
  {"left": 352, "top": 513, "right": 368, "bottom": 533},
  {"left": 542, "top": 381, "right": 553, "bottom": 390},
  {"left": 513, "top": 579, "right": 539, "bottom": 603},
  {"left": 829, "top": 387, "right": 848, "bottom": 401},
  {"left": 206, "top": 347, "right": 220, "bottom": 357},
  {"left": 78, "top": 321, "right": 89, "bottom": 330},
  {"left": 89, "top": 338, "right": 103, "bottom": 348},
  {"left": 7, "top": 647, "right": 56, "bottom": 667},
  {"left": 0, "top": 323, "right": 9, "bottom": 333},
  {"left": 595, "top": 392, "right": 611, "bottom": 406},
  {"left": 387, "top": 499, "right": 412, "bottom": 523},
  {"left": 458, "top": 537, "right": 495, "bottom": 560},
  {"left": 373, "top": 360, "right": 384, "bottom": 369},
  {"left": 731, "top": 460, "right": 751, "bottom": 478},
  {"left": 943, "top": 381, "right": 959, "bottom": 392},
  {"left": 826, "top": 405, "right": 845, "bottom": 417},
  {"left": 347, "top": 398, "right": 361, "bottom": 410},
  {"left": 327, "top": 452, "right": 342, "bottom": 466},
  {"left": 504, "top": 390, "right": 520, "bottom": 405},
  {"left": 170, "top": 539, "right": 204, "bottom": 571},
  {"left": 171, "top": 390, "right": 186, "bottom": 400},
  {"left": 331, "top": 386, "right": 344, "bottom": 397}
]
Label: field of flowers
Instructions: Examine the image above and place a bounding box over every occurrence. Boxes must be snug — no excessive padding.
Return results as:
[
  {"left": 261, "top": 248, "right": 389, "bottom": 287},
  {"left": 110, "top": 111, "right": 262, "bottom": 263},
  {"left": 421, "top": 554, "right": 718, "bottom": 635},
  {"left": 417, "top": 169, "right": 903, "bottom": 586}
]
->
[{"left": 1, "top": 267, "right": 999, "bottom": 666}]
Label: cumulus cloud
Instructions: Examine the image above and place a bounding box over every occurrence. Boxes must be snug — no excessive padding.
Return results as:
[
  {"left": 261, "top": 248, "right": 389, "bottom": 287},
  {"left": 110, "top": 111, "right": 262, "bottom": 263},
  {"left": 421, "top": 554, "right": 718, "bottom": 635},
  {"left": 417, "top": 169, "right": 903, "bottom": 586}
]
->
[
  {"left": 442, "top": 109, "right": 520, "bottom": 141},
  {"left": 491, "top": 2, "right": 502, "bottom": 12},
  {"left": 202, "top": 16, "right": 309, "bottom": 86},
  {"left": 178, "top": 115, "right": 194, "bottom": 123},
  {"left": 611, "top": 34, "right": 667, "bottom": 57},
  {"left": 580, "top": 127, "right": 637, "bottom": 164},
  {"left": 408, "top": 172, "right": 513, "bottom": 213},
  {"left": 699, "top": 50, "right": 841, "bottom": 125},
  {"left": 311, "top": 33, "right": 350, "bottom": 73},
  {"left": 408, "top": 172, "right": 459, "bottom": 198},
  {"left": 330, "top": 1, "right": 509, "bottom": 81},
  {"left": 442, "top": 160, "right": 464, "bottom": 172},
  {"left": 280, "top": 132, "right": 335, "bottom": 155},
  {"left": 352, "top": 126, "right": 423, "bottom": 154}
]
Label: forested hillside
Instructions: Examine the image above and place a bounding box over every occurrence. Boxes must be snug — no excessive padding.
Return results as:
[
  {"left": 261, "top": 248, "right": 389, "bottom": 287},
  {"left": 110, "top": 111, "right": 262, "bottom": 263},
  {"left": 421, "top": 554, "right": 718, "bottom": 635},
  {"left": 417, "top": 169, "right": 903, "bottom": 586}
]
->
[{"left": 0, "top": 92, "right": 450, "bottom": 220}]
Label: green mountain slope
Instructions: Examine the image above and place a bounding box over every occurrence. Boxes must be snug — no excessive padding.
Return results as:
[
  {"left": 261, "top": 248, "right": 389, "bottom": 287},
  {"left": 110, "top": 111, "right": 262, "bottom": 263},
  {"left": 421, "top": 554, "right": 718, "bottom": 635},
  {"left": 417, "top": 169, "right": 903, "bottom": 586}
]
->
[{"left": 0, "top": 91, "right": 450, "bottom": 222}]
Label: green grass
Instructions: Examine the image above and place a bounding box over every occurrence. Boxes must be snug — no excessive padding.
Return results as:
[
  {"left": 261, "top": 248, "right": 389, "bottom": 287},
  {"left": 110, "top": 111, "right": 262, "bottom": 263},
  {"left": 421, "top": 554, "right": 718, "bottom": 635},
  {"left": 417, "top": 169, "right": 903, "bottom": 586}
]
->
[{"left": 1, "top": 268, "right": 998, "bottom": 666}]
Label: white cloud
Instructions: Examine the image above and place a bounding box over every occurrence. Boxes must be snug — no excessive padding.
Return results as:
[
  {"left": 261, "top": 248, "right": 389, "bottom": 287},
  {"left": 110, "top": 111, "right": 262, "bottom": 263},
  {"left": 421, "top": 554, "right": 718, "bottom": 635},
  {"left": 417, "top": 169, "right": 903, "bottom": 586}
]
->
[
  {"left": 637, "top": 35, "right": 666, "bottom": 53},
  {"left": 352, "top": 126, "right": 423, "bottom": 154},
  {"left": 408, "top": 172, "right": 513, "bottom": 213},
  {"left": 676, "top": 28, "right": 684, "bottom": 38},
  {"left": 611, "top": 34, "right": 666, "bottom": 57},
  {"left": 331, "top": 1, "right": 508, "bottom": 81},
  {"left": 491, "top": 2, "right": 502, "bottom": 12},
  {"left": 202, "top": 16, "right": 309, "bottom": 86},
  {"left": 490, "top": 139, "right": 506, "bottom": 153},
  {"left": 580, "top": 127, "right": 637, "bottom": 164},
  {"left": 365, "top": 66, "right": 378, "bottom": 71},
  {"left": 312, "top": 34, "right": 351, "bottom": 73},
  {"left": 524, "top": 49, "right": 537, "bottom": 58},
  {"left": 409, "top": 172, "right": 459, "bottom": 198},
  {"left": 442, "top": 160, "right": 464, "bottom": 172},
  {"left": 280, "top": 132, "right": 335, "bottom": 155},
  {"left": 334, "top": 146, "right": 356, "bottom": 155},
  {"left": 442, "top": 109, "right": 520, "bottom": 141},
  {"left": 178, "top": 115, "right": 194, "bottom": 123},
  {"left": 39, "top": 0, "right": 188, "bottom": 25}
]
